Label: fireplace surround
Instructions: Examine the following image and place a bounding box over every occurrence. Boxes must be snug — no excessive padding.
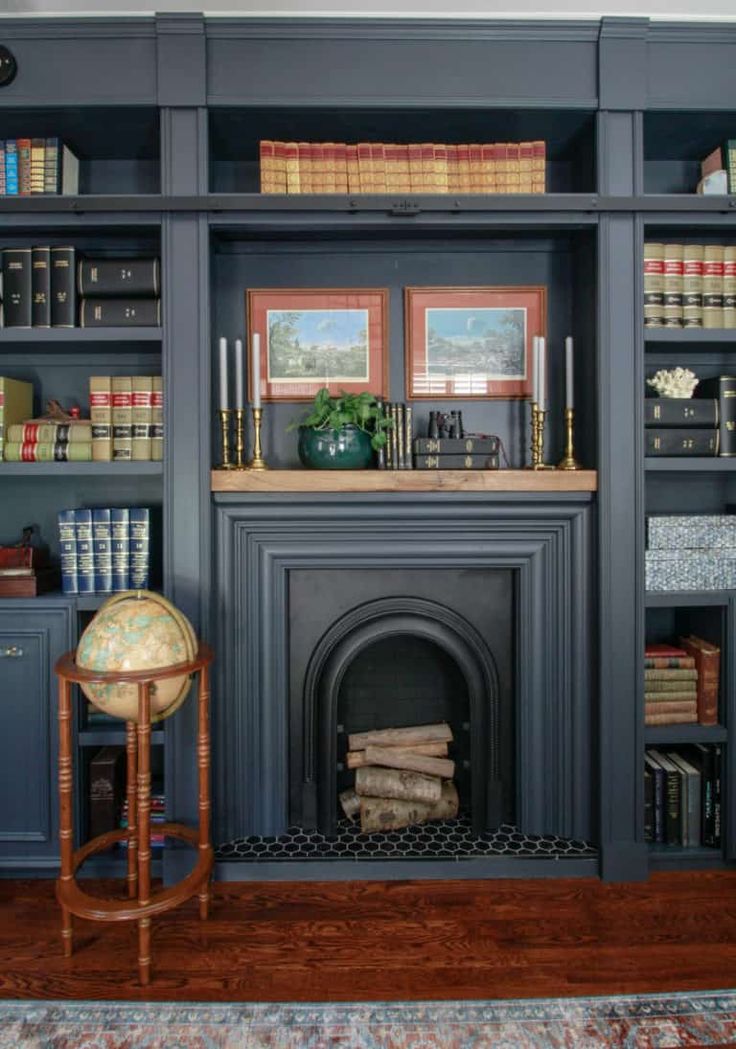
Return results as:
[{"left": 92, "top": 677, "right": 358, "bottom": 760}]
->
[{"left": 214, "top": 491, "right": 595, "bottom": 876}]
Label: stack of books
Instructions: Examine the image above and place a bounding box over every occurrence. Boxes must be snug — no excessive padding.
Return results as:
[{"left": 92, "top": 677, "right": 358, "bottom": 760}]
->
[
  {"left": 644, "top": 395, "right": 719, "bottom": 458},
  {"left": 3, "top": 420, "right": 93, "bottom": 462},
  {"left": 90, "top": 375, "right": 163, "bottom": 462},
  {"left": 119, "top": 791, "right": 166, "bottom": 850},
  {"left": 644, "top": 745, "right": 721, "bottom": 848},
  {"left": 644, "top": 642, "right": 698, "bottom": 725},
  {"left": 259, "top": 140, "right": 546, "bottom": 194},
  {"left": 413, "top": 435, "right": 501, "bottom": 470},
  {"left": 380, "top": 402, "right": 413, "bottom": 469},
  {"left": 0, "top": 138, "right": 79, "bottom": 196},
  {"left": 643, "top": 241, "right": 736, "bottom": 329},
  {"left": 57, "top": 506, "right": 154, "bottom": 595},
  {"left": 79, "top": 256, "right": 160, "bottom": 328}
]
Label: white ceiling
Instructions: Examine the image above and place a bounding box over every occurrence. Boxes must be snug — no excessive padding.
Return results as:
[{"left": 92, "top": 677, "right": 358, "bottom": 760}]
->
[{"left": 0, "top": 0, "right": 734, "bottom": 19}]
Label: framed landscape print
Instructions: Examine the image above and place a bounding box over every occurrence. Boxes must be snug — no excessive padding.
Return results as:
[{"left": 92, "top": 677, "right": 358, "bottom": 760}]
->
[
  {"left": 246, "top": 288, "right": 388, "bottom": 401},
  {"left": 404, "top": 285, "right": 546, "bottom": 399}
]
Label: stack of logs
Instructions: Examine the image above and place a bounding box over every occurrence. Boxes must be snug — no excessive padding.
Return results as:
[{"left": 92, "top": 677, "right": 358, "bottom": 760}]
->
[{"left": 339, "top": 722, "right": 459, "bottom": 833}]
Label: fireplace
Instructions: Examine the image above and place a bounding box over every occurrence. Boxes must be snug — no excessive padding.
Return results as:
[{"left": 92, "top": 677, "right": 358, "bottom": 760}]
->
[
  {"left": 213, "top": 492, "right": 595, "bottom": 872},
  {"left": 289, "top": 571, "right": 514, "bottom": 835}
]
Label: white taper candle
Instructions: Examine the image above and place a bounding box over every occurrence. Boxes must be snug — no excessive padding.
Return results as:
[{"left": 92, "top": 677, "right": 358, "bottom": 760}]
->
[
  {"left": 538, "top": 336, "right": 546, "bottom": 412},
  {"left": 218, "top": 336, "right": 228, "bottom": 410},
  {"left": 565, "top": 336, "right": 574, "bottom": 410},
  {"left": 252, "top": 332, "right": 262, "bottom": 408},
  {"left": 235, "top": 338, "right": 244, "bottom": 409},
  {"left": 532, "top": 335, "right": 539, "bottom": 404}
]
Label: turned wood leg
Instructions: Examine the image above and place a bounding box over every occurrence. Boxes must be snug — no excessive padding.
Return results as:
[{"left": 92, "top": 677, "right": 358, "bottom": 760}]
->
[
  {"left": 125, "top": 720, "right": 138, "bottom": 899},
  {"left": 137, "top": 683, "right": 152, "bottom": 985},
  {"left": 198, "top": 663, "right": 211, "bottom": 920},
  {"left": 58, "top": 677, "right": 74, "bottom": 957}
]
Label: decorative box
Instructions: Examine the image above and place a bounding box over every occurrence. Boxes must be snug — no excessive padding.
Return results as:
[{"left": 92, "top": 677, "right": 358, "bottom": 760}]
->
[
  {"left": 645, "top": 549, "right": 736, "bottom": 591},
  {"left": 647, "top": 515, "right": 736, "bottom": 551}
]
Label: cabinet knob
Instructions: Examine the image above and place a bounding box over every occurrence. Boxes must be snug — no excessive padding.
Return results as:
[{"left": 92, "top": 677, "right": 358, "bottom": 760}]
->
[{"left": 0, "top": 645, "right": 23, "bottom": 658}]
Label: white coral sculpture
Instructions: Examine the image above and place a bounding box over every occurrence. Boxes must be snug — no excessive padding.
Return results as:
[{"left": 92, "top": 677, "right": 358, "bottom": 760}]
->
[{"left": 646, "top": 367, "right": 699, "bottom": 399}]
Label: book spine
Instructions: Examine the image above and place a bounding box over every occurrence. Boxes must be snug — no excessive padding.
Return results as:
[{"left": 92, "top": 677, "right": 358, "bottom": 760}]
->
[
  {"left": 663, "top": 243, "right": 684, "bottom": 327},
  {"left": 131, "top": 375, "right": 153, "bottom": 461},
  {"left": 5, "top": 140, "right": 18, "bottom": 195},
  {"left": 644, "top": 398, "right": 717, "bottom": 427},
  {"left": 150, "top": 375, "right": 163, "bottom": 462},
  {"left": 413, "top": 436, "right": 501, "bottom": 454},
  {"left": 78, "top": 258, "right": 160, "bottom": 298},
  {"left": 57, "top": 509, "right": 79, "bottom": 595},
  {"left": 111, "top": 375, "right": 133, "bottom": 461},
  {"left": 30, "top": 138, "right": 45, "bottom": 195},
  {"left": 80, "top": 298, "right": 160, "bottom": 327},
  {"left": 678, "top": 636, "right": 720, "bottom": 727},
  {"left": 285, "top": 141, "right": 300, "bottom": 194},
  {"left": 682, "top": 243, "right": 703, "bottom": 328},
  {"left": 89, "top": 375, "right": 113, "bottom": 461},
  {"left": 435, "top": 143, "right": 449, "bottom": 193},
  {"left": 702, "top": 245, "right": 724, "bottom": 328},
  {"left": 129, "top": 508, "right": 150, "bottom": 589},
  {"left": 44, "top": 137, "right": 59, "bottom": 194},
  {"left": 645, "top": 429, "right": 718, "bottom": 456},
  {"left": 725, "top": 139, "right": 736, "bottom": 195},
  {"left": 88, "top": 746, "right": 124, "bottom": 838},
  {"left": 723, "top": 246, "right": 736, "bottom": 329},
  {"left": 644, "top": 657, "right": 696, "bottom": 669},
  {"left": 2, "top": 247, "right": 32, "bottom": 327},
  {"left": 0, "top": 141, "right": 5, "bottom": 196},
  {"left": 395, "top": 403, "right": 405, "bottom": 469},
  {"left": 645, "top": 710, "right": 698, "bottom": 726},
  {"left": 74, "top": 509, "right": 95, "bottom": 595},
  {"left": 5, "top": 422, "right": 92, "bottom": 444},
  {"left": 334, "top": 142, "right": 348, "bottom": 193},
  {"left": 643, "top": 242, "right": 665, "bottom": 328},
  {"left": 346, "top": 144, "right": 360, "bottom": 194},
  {"left": 404, "top": 405, "right": 414, "bottom": 470},
  {"left": 644, "top": 668, "right": 697, "bottom": 681},
  {"left": 2, "top": 441, "right": 92, "bottom": 462},
  {"left": 50, "top": 246, "right": 76, "bottom": 327},
  {"left": 31, "top": 246, "right": 51, "bottom": 328},
  {"left": 414, "top": 453, "right": 501, "bottom": 469},
  {"left": 17, "top": 138, "right": 31, "bottom": 196},
  {"left": 644, "top": 756, "right": 665, "bottom": 843},
  {"left": 111, "top": 508, "right": 130, "bottom": 591},
  {"left": 643, "top": 768, "right": 654, "bottom": 843},
  {"left": 259, "top": 140, "right": 274, "bottom": 193},
  {"left": 91, "top": 508, "right": 113, "bottom": 594}
]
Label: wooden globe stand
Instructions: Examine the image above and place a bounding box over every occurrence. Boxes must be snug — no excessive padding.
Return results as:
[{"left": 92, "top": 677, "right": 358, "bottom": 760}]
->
[{"left": 54, "top": 642, "right": 214, "bottom": 986}]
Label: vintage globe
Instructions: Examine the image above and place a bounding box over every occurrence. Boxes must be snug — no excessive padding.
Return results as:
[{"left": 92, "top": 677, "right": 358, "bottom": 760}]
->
[{"left": 76, "top": 591, "right": 198, "bottom": 723}]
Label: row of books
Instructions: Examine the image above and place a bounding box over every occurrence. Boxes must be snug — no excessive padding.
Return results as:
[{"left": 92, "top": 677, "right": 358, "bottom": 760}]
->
[
  {"left": 1, "top": 249, "right": 161, "bottom": 328},
  {"left": 259, "top": 140, "right": 546, "bottom": 195},
  {"left": 646, "top": 513, "right": 736, "bottom": 592},
  {"left": 644, "top": 376, "right": 736, "bottom": 458},
  {"left": 699, "top": 140, "right": 736, "bottom": 194},
  {"left": 90, "top": 375, "right": 163, "bottom": 462},
  {"left": 644, "top": 640, "right": 719, "bottom": 726},
  {"left": 120, "top": 793, "right": 166, "bottom": 850},
  {"left": 643, "top": 243, "right": 736, "bottom": 329},
  {"left": 0, "top": 138, "right": 79, "bottom": 196},
  {"left": 377, "top": 405, "right": 502, "bottom": 470},
  {"left": 644, "top": 745, "right": 721, "bottom": 848},
  {"left": 57, "top": 506, "right": 154, "bottom": 595}
]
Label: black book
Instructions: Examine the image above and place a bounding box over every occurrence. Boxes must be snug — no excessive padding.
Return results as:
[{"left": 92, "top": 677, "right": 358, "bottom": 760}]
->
[
  {"left": 2, "top": 247, "right": 32, "bottom": 327},
  {"left": 644, "top": 399, "right": 717, "bottom": 428},
  {"left": 78, "top": 257, "right": 160, "bottom": 298},
  {"left": 31, "top": 245, "right": 51, "bottom": 327},
  {"left": 645, "top": 429, "right": 718, "bottom": 456},
  {"left": 643, "top": 767, "right": 654, "bottom": 843},
  {"left": 695, "top": 376, "right": 736, "bottom": 457},
  {"left": 50, "top": 246, "right": 76, "bottom": 328},
  {"left": 88, "top": 745, "right": 125, "bottom": 840},
  {"left": 644, "top": 752, "right": 665, "bottom": 843},
  {"left": 649, "top": 749, "right": 682, "bottom": 845},
  {"left": 414, "top": 436, "right": 501, "bottom": 455},
  {"left": 413, "top": 453, "right": 501, "bottom": 469},
  {"left": 79, "top": 297, "right": 161, "bottom": 328}
]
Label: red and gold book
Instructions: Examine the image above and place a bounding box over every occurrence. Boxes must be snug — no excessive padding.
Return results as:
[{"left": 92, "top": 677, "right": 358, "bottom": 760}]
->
[
  {"left": 334, "top": 142, "right": 348, "bottom": 193},
  {"left": 357, "top": 142, "right": 372, "bottom": 192},
  {"left": 434, "top": 143, "right": 449, "bottom": 193},
  {"left": 371, "top": 143, "right": 386, "bottom": 192},
  {"left": 297, "top": 142, "right": 312, "bottom": 193},
  {"left": 469, "top": 143, "right": 483, "bottom": 192},
  {"left": 506, "top": 142, "right": 521, "bottom": 192},
  {"left": 532, "top": 140, "right": 546, "bottom": 193},
  {"left": 421, "top": 143, "right": 434, "bottom": 191},
  {"left": 456, "top": 143, "right": 470, "bottom": 192},
  {"left": 446, "top": 144, "right": 458, "bottom": 193},
  {"left": 273, "top": 142, "right": 287, "bottom": 192},
  {"left": 323, "top": 142, "right": 336, "bottom": 193},
  {"left": 346, "top": 144, "right": 360, "bottom": 193},
  {"left": 17, "top": 138, "right": 32, "bottom": 196},
  {"left": 408, "top": 143, "right": 422, "bottom": 192},
  {"left": 285, "top": 141, "right": 300, "bottom": 194},
  {"left": 678, "top": 635, "right": 720, "bottom": 726},
  {"left": 395, "top": 144, "right": 410, "bottom": 193},
  {"left": 259, "top": 140, "right": 275, "bottom": 193},
  {"left": 384, "top": 143, "right": 400, "bottom": 193},
  {"left": 519, "top": 141, "right": 534, "bottom": 192},
  {"left": 481, "top": 144, "right": 495, "bottom": 193}
]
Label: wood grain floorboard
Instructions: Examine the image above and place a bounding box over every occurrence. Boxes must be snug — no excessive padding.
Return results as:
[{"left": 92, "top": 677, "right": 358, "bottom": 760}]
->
[{"left": 0, "top": 873, "right": 735, "bottom": 1001}]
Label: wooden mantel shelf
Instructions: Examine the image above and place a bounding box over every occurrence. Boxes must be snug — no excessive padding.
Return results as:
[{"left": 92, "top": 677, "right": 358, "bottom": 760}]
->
[{"left": 211, "top": 469, "right": 598, "bottom": 493}]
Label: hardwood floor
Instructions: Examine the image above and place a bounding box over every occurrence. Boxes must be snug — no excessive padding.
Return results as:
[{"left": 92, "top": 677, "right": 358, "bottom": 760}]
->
[{"left": 1, "top": 872, "right": 735, "bottom": 1001}]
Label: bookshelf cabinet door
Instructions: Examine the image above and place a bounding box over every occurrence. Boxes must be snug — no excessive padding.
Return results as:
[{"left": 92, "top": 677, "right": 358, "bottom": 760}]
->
[{"left": 0, "top": 605, "right": 72, "bottom": 872}]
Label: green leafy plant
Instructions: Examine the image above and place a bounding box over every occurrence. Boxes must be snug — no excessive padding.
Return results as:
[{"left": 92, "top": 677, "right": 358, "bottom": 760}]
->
[{"left": 289, "top": 388, "right": 393, "bottom": 450}]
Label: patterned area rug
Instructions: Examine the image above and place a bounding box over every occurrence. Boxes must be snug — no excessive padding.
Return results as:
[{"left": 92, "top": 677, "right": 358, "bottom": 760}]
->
[{"left": 1, "top": 992, "right": 735, "bottom": 1048}]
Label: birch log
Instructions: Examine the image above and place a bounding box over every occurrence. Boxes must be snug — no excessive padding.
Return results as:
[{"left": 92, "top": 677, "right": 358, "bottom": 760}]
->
[
  {"left": 359, "top": 781, "right": 459, "bottom": 833},
  {"left": 354, "top": 765, "right": 442, "bottom": 803},
  {"left": 346, "top": 741, "right": 448, "bottom": 770},
  {"left": 347, "top": 722, "right": 453, "bottom": 750},
  {"left": 339, "top": 788, "right": 361, "bottom": 820},
  {"left": 363, "top": 745, "right": 455, "bottom": 779}
]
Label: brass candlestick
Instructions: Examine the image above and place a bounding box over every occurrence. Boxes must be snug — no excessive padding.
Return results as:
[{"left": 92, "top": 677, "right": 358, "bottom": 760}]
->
[
  {"left": 217, "top": 408, "right": 235, "bottom": 470},
  {"left": 533, "top": 406, "right": 553, "bottom": 470},
  {"left": 527, "top": 401, "right": 540, "bottom": 469},
  {"left": 557, "top": 407, "right": 582, "bottom": 471},
  {"left": 246, "top": 406, "right": 269, "bottom": 471},
  {"left": 234, "top": 408, "right": 246, "bottom": 469}
]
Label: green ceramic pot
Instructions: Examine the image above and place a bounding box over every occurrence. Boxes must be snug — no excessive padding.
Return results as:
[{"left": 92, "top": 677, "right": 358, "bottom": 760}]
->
[{"left": 297, "top": 424, "right": 374, "bottom": 470}]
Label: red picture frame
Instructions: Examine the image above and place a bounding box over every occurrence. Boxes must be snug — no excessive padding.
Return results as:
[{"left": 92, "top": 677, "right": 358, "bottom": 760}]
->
[
  {"left": 246, "top": 288, "right": 389, "bottom": 402},
  {"left": 404, "top": 285, "right": 547, "bottom": 400}
]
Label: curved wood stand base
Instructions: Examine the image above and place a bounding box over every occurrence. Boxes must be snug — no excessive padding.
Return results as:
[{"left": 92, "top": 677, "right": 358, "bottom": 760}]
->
[{"left": 55, "top": 642, "right": 214, "bottom": 986}]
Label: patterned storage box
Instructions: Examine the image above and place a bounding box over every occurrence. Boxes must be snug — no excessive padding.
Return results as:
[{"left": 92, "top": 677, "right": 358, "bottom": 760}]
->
[
  {"left": 647, "top": 515, "right": 736, "bottom": 550},
  {"left": 645, "top": 549, "right": 736, "bottom": 591}
]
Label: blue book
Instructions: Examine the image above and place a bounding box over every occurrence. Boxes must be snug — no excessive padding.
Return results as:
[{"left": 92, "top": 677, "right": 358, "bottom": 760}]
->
[
  {"left": 91, "top": 508, "right": 113, "bottom": 594},
  {"left": 129, "top": 507, "right": 150, "bottom": 589},
  {"left": 5, "top": 140, "right": 18, "bottom": 195},
  {"left": 111, "top": 508, "right": 130, "bottom": 591},
  {"left": 74, "top": 509, "right": 94, "bottom": 594},
  {"left": 57, "top": 509, "right": 78, "bottom": 595}
]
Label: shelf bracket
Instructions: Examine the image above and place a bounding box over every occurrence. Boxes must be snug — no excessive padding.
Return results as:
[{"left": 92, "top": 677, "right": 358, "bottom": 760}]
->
[{"left": 389, "top": 200, "right": 422, "bottom": 216}]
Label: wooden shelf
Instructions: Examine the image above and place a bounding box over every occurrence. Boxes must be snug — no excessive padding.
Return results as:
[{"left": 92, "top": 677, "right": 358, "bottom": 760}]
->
[
  {"left": 0, "top": 327, "right": 162, "bottom": 344},
  {"left": 645, "top": 329, "right": 736, "bottom": 345},
  {"left": 645, "top": 458, "right": 736, "bottom": 472},
  {"left": 211, "top": 469, "right": 598, "bottom": 493},
  {"left": 0, "top": 462, "right": 163, "bottom": 477}
]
